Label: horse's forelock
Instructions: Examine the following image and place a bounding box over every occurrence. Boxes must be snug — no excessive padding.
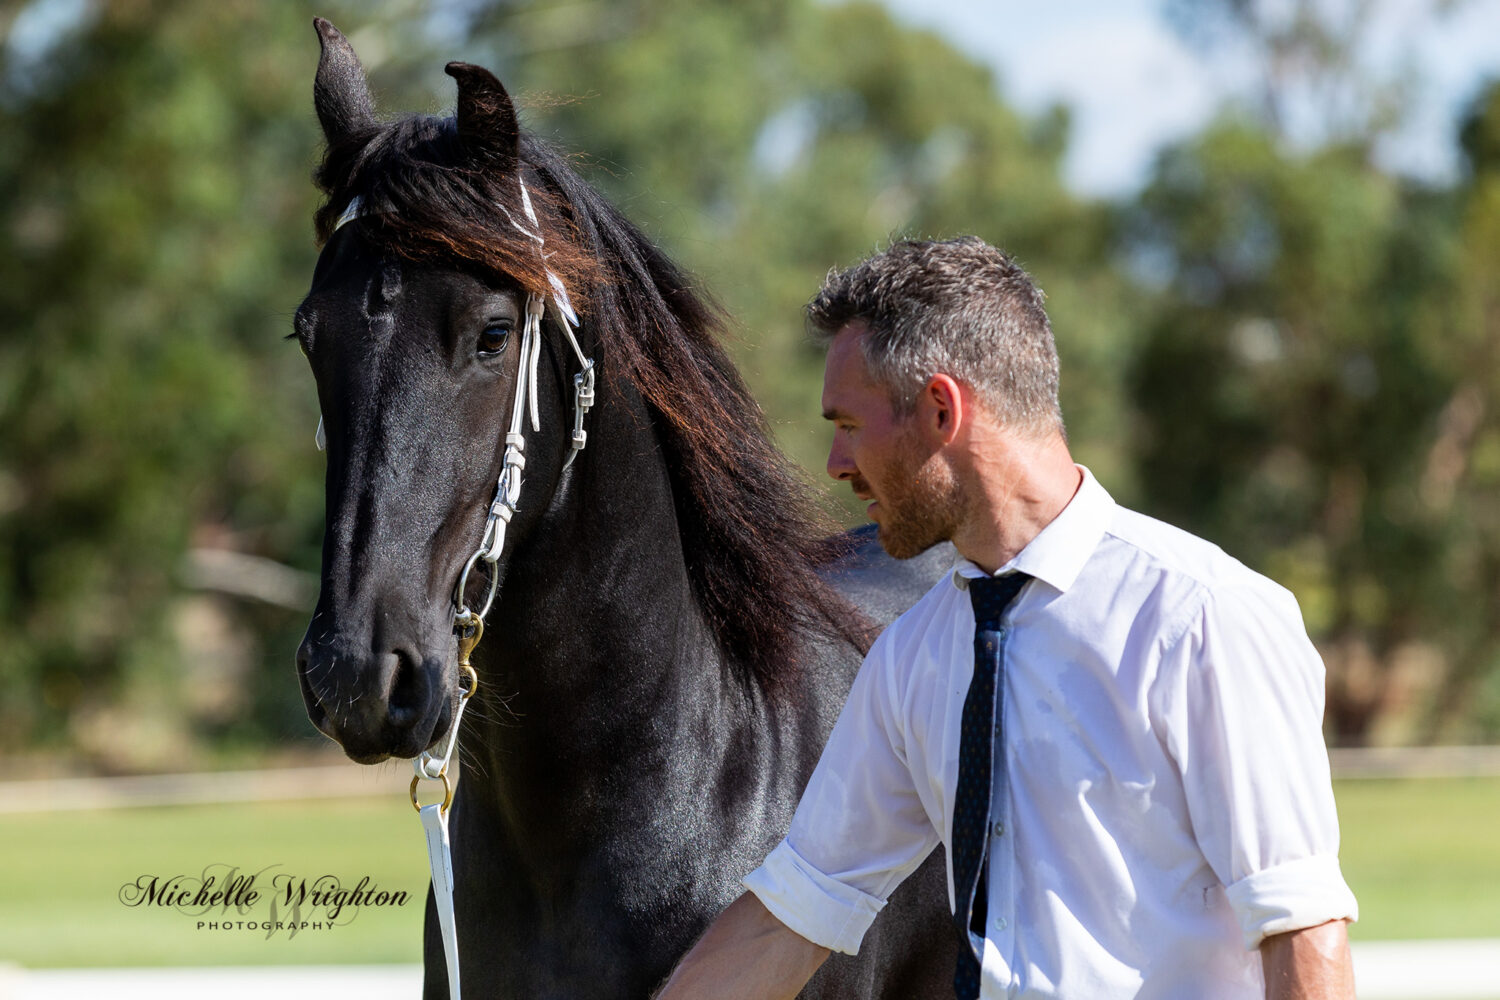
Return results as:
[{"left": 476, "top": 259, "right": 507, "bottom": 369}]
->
[{"left": 312, "top": 114, "right": 605, "bottom": 309}]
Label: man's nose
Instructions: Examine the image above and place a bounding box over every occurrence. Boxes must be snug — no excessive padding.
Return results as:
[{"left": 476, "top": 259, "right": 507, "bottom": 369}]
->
[{"left": 826, "top": 434, "right": 854, "bottom": 482}]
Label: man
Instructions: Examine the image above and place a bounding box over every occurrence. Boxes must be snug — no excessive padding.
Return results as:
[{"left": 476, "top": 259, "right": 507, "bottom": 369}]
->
[{"left": 658, "top": 237, "right": 1358, "bottom": 999}]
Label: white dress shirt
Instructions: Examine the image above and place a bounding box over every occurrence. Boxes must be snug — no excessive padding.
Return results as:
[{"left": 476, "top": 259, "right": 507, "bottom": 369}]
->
[{"left": 744, "top": 468, "right": 1357, "bottom": 999}]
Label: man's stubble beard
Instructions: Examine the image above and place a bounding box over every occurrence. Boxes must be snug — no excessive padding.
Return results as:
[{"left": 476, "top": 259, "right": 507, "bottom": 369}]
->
[{"left": 865, "top": 433, "right": 967, "bottom": 561}]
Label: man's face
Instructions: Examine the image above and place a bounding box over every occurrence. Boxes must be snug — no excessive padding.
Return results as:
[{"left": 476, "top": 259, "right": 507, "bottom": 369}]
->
[{"left": 821, "top": 324, "right": 965, "bottom": 559}]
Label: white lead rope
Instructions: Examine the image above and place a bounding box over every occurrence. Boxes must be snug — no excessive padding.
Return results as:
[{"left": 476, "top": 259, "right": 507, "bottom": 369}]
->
[
  {"left": 328, "top": 179, "right": 594, "bottom": 1000},
  {"left": 421, "top": 801, "right": 462, "bottom": 997}
]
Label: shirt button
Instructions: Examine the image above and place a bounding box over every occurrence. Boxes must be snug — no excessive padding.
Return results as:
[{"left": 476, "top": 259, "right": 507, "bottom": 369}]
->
[
  {"left": 992, "top": 821, "right": 1004, "bottom": 837},
  {"left": 996, "top": 918, "right": 1008, "bottom": 931}
]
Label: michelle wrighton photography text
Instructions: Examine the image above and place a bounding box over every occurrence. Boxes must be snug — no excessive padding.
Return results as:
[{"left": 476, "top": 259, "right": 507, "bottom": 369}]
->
[{"left": 117, "top": 863, "right": 413, "bottom": 937}]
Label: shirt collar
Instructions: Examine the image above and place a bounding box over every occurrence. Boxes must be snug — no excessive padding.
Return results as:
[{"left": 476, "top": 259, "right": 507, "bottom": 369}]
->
[{"left": 951, "top": 465, "right": 1113, "bottom": 595}]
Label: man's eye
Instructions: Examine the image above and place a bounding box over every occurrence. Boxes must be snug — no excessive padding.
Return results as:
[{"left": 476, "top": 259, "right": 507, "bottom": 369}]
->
[{"left": 478, "top": 324, "right": 511, "bottom": 356}]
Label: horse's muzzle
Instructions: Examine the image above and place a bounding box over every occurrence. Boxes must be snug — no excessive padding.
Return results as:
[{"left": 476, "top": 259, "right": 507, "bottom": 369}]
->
[{"left": 295, "top": 635, "right": 451, "bottom": 763}]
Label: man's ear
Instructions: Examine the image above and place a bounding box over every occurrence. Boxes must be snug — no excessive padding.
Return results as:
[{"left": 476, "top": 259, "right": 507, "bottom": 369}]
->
[{"left": 917, "top": 374, "right": 965, "bottom": 446}]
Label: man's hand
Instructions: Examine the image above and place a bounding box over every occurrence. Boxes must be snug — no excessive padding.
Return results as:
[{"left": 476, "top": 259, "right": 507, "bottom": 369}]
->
[
  {"left": 1260, "top": 919, "right": 1355, "bottom": 1000},
  {"left": 654, "top": 891, "right": 831, "bottom": 1000}
]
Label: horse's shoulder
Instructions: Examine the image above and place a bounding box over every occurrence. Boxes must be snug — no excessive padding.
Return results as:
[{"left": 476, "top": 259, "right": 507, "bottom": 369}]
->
[{"left": 819, "top": 524, "right": 956, "bottom": 630}]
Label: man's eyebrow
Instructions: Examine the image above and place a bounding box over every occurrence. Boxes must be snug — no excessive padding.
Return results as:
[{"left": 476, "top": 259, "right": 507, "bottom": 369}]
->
[{"left": 821, "top": 407, "right": 845, "bottom": 422}]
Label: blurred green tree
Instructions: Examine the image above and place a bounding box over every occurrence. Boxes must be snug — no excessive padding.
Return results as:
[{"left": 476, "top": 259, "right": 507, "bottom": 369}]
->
[
  {"left": 1125, "top": 0, "right": 1500, "bottom": 742},
  {"left": 0, "top": 0, "right": 352, "bottom": 764},
  {"left": 0, "top": 0, "right": 1123, "bottom": 765},
  {"left": 1434, "top": 79, "right": 1500, "bottom": 736},
  {"left": 478, "top": 0, "right": 1138, "bottom": 500},
  {"left": 1124, "top": 120, "right": 1466, "bottom": 744},
  {"left": 3, "top": 0, "right": 1494, "bottom": 764}
]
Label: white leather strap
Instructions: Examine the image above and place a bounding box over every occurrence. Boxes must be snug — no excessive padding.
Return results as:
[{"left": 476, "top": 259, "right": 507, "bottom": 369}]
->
[
  {"left": 415, "top": 670, "right": 475, "bottom": 781},
  {"left": 329, "top": 180, "right": 595, "bottom": 998},
  {"left": 420, "top": 802, "right": 461, "bottom": 1000},
  {"left": 333, "top": 195, "right": 366, "bottom": 231}
]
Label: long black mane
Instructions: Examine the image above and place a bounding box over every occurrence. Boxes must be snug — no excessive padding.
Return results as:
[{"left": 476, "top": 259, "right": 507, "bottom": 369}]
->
[{"left": 312, "top": 112, "right": 867, "bottom": 689}]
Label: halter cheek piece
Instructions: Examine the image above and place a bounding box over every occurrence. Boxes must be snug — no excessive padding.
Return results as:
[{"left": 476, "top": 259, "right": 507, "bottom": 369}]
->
[
  {"left": 324, "top": 179, "right": 595, "bottom": 1000},
  {"left": 325, "top": 180, "right": 595, "bottom": 628}
]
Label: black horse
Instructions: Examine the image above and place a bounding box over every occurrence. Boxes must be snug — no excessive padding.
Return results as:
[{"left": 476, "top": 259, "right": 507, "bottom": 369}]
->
[{"left": 294, "top": 19, "right": 955, "bottom": 998}]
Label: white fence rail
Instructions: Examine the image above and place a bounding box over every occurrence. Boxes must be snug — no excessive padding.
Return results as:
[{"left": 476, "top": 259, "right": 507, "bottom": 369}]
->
[{"left": 4, "top": 747, "right": 1498, "bottom": 816}]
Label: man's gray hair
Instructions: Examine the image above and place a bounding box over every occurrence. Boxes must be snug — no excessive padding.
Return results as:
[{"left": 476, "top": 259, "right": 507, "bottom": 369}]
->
[{"left": 807, "top": 236, "right": 1063, "bottom": 433}]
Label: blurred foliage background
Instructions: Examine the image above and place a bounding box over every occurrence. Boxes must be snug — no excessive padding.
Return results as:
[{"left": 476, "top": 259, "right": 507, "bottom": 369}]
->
[{"left": 3, "top": 0, "right": 1499, "bottom": 771}]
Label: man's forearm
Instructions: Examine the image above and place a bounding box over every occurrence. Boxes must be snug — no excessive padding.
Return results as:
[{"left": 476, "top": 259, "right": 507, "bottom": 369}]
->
[
  {"left": 655, "top": 891, "right": 831, "bottom": 1000},
  {"left": 1260, "top": 919, "right": 1355, "bottom": 1000}
]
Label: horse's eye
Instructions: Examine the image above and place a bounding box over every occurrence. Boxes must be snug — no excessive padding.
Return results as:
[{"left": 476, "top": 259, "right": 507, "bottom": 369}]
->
[{"left": 478, "top": 324, "right": 511, "bottom": 356}]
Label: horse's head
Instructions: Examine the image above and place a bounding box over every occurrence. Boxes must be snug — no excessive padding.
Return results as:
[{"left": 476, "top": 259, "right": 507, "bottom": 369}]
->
[{"left": 293, "top": 19, "right": 598, "bottom": 762}]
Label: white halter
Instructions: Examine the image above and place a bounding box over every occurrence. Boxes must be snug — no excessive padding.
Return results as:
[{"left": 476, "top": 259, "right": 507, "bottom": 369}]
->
[
  {"left": 327, "top": 179, "right": 595, "bottom": 1000},
  {"left": 327, "top": 181, "right": 596, "bottom": 623}
]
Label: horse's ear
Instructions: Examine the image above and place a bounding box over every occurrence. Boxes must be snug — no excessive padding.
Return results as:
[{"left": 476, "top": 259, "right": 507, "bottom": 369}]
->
[
  {"left": 445, "top": 62, "right": 520, "bottom": 170},
  {"left": 313, "top": 17, "right": 376, "bottom": 145}
]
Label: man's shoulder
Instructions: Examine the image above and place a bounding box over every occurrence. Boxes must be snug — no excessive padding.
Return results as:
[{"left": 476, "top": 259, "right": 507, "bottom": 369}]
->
[
  {"left": 868, "top": 561, "right": 964, "bottom": 662},
  {"left": 1099, "top": 505, "right": 1300, "bottom": 624}
]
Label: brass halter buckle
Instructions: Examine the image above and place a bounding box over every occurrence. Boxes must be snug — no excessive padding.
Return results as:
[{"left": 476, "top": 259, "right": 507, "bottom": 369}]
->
[{"left": 410, "top": 617, "right": 483, "bottom": 813}]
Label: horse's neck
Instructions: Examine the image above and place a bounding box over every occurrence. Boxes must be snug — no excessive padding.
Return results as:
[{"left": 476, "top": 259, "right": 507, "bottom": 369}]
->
[{"left": 460, "top": 377, "right": 761, "bottom": 851}]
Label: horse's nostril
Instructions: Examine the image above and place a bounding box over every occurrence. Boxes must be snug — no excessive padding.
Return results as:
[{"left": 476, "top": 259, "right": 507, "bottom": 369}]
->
[
  {"left": 296, "top": 633, "right": 440, "bottom": 758},
  {"left": 386, "top": 649, "right": 430, "bottom": 728}
]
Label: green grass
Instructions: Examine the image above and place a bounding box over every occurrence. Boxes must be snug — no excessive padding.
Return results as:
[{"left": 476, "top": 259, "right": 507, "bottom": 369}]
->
[
  {"left": 1336, "top": 776, "right": 1500, "bottom": 941},
  {"left": 1, "top": 776, "right": 1496, "bottom": 968},
  {"left": 0, "top": 797, "right": 428, "bottom": 968}
]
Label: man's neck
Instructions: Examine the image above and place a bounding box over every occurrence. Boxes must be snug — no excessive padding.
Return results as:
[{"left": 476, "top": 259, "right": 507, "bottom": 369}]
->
[{"left": 949, "top": 428, "right": 1082, "bottom": 575}]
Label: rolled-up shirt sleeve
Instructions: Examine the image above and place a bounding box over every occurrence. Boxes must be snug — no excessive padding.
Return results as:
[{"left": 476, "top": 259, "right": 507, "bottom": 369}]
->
[
  {"left": 1153, "top": 581, "right": 1359, "bottom": 951},
  {"left": 743, "top": 629, "right": 941, "bottom": 955}
]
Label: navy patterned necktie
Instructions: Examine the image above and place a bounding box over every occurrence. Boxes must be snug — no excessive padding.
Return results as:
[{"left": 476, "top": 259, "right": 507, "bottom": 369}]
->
[{"left": 952, "top": 571, "right": 1030, "bottom": 1000}]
